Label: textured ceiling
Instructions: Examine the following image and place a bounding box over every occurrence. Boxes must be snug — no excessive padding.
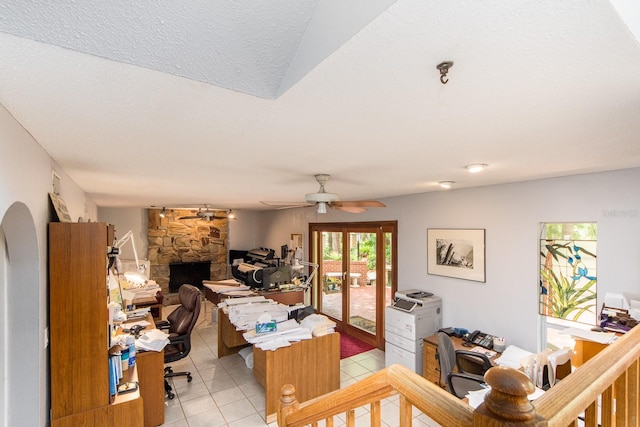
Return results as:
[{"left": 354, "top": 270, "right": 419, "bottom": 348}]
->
[{"left": 1, "top": 0, "right": 640, "bottom": 211}]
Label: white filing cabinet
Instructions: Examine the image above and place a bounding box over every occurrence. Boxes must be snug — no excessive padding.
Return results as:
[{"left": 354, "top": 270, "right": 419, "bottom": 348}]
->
[{"left": 385, "top": 294, "right": 442, "bottom": 375}]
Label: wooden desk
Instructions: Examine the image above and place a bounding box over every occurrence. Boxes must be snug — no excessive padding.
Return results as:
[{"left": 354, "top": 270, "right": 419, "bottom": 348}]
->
[
  {"left": 122, "top": 313, "right": 165, "bottom": 427},
  {"left": 422, "top": 334, "right": 499, "bottom": 388},
  {"left": 217, "top": 308, "right": 340, "bottom": 423}
]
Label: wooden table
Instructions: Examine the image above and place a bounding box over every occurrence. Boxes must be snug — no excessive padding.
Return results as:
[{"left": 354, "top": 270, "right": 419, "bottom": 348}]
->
[{"left": 217, "top": 308, "right": 340, "bottom": 423}]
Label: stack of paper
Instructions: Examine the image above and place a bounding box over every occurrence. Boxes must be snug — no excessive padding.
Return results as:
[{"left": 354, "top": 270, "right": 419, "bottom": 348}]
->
[
  {"left": 227, "top": 301, "right": 290, "bottom": 330},
  {"left": 494, "top": 345, "right": 533, "bottom": 369},
  {"left": 136, "top": 329, "right": 170, "bottom": 352},
  {"left": 126, "top": 307, "right": 150, "bottom": 320},
  {"left": 467, "top": 346, "right": 497, "bottom": 358},
  {"left": 466, "top": 388, "right": 489, "bottom": 408},
  {"left": 465, "top": 385, "right": 544, "bottom": 409},
  {"left": 560, "top": 327, "right": 617, "bottom": 344},
  {"left": 300, "top": 314, "right": 336, "bottom": 337}
]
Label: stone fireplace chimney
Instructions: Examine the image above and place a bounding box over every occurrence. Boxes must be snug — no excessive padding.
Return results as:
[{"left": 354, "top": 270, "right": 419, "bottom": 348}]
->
[{"left": 147, "top": 208, "right": 228, "bottom": 305}]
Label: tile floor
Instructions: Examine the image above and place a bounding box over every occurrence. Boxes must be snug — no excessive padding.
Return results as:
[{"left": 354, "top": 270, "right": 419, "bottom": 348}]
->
[{"left": 160, "top": 301, "right": 439, "bottom": 427}]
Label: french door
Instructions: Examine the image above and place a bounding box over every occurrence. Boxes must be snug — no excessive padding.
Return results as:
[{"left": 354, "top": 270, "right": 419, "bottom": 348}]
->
[{"left": 309, "top": 221, "right": 397, "bottom": 348}]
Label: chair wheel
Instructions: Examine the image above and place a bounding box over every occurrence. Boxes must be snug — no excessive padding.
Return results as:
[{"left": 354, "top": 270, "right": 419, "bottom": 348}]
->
[
  {"left": 165, "top": 367, "right": 173, "bottom": 374},
  {"left": 167, "top": 391, "right": 175, "bottom": 399},
  {"left": 187, "top": 374, "right": 193, "bottom": 382}
]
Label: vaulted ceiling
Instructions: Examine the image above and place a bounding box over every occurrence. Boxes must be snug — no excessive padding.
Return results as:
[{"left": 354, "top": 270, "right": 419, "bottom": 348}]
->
[{"left": 1, "top": 1, "right": 639, "bottom": 211}]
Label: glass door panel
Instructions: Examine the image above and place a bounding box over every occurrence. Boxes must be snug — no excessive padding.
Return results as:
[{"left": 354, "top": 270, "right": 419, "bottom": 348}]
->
[
  {"left": 348, "top": 232, "right": 377, "bottom": 334},
  {"left": 321, "top": 231, "right": 343, "bottom": 321},
  {"left": 384, "top": 231, "right": 394, "bottom": 308}
]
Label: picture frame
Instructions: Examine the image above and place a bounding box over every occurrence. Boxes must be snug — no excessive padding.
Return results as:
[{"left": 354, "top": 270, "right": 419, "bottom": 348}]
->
[
  {"left": 291, "top": 233, "right": 303, "bottom": 249},
  {"left": 49, "top": 192, "right": 73, "bottom": 222},
  {"left": 427, "top": 228, "right": 486, "bottom": 282}
]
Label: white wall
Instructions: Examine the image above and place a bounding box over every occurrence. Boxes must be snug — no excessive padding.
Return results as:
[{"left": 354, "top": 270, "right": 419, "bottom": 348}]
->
[
  {"left": 257, "top": 168, "right": 640, "bottom": 352},
  {"left": 228, "top": 209, "right": 262, "bottom": 251},
  {"left": 0, "top": 104, "right": 96, "bottom": 426},
  {"left": 98, "top": 207, "right": 148, "bottom": 260}
]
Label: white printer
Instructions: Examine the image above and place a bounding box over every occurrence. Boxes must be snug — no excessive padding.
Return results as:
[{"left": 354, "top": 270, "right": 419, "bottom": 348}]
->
[{"left": 385, "top": 289, "right": 442, "bottom": 375}]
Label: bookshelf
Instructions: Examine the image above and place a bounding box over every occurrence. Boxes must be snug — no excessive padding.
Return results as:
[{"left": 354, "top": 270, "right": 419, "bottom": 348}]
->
[{"left": 49, "top": 222, "right": 143, "bottom": 426}]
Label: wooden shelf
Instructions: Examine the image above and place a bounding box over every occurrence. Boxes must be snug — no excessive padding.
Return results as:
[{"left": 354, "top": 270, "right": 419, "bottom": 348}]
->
[{"left": 49, "top": 222, "right": 144, "bottom": 427}]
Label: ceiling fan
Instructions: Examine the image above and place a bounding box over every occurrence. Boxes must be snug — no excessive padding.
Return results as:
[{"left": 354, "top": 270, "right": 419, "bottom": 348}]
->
[
  {"left": 179, "top": 205, "right": 228, "bottom": 221},
  {"left": 261, "top": 174, "right": 386, "bottom": 214}
]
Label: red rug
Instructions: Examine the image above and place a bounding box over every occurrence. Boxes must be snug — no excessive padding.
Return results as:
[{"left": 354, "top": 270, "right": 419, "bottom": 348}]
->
[{"left": 340, "top": 333, "right": 375, "bottom": 359}]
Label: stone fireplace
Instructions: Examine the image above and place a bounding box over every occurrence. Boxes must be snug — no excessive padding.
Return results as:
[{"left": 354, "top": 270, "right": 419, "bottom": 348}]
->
[{"left": 147, "top": 208, "right": 228, "bottom": 305}]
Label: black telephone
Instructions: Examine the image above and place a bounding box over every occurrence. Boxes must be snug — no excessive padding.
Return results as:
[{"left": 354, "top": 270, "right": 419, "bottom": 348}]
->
[{"left": 465, "top": 330, "right": 496, "bottom": 350}]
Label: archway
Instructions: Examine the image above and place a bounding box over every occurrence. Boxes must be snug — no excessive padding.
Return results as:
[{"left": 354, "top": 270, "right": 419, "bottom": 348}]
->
[{"left": 0, "top": 202, "right": 41, "bottom": 426}]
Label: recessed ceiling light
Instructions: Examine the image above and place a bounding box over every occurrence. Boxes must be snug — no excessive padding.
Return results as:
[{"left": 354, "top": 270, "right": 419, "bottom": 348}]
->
[
  {"left": 439, "top": 181, "right": 454, "bottom": 189},
  {"left": 465, "top": 164, "right": 488, "bottom": 173}
]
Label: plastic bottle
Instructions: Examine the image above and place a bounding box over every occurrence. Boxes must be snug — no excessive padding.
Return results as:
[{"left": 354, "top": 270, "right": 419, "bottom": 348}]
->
[
  {"left": 120, "top": 345, "right": 129, "bottom": 371},
  {"left": 126, "top": 335, "right": 136, "bottom": 367}
]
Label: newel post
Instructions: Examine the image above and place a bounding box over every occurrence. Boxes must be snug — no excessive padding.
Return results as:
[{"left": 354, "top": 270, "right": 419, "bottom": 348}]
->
[
  {"left": 277, "top": 384, "right": 299, "bottom": 427},
  {"left": 473, "top": 366, "right": 547, "bottom": 426}
]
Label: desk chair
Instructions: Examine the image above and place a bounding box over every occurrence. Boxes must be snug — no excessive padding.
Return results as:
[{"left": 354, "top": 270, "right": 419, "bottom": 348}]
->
[
  {"left": 155, "top": 284, "right": 201, "bottom": 399},
  {"left": 437, "top": 332, "right": 492, "bottom": 399}
]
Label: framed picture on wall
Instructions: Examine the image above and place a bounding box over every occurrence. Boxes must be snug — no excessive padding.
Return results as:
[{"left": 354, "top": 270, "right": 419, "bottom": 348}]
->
[
  {"left": 49, "top": 192, "right": 73, "bottom": 222},
  {"left": 291, "top": 233, "right": 303, "bottom": 249},
  {"left": 427, "top": 228, "right": 486, "bottom": 282}
]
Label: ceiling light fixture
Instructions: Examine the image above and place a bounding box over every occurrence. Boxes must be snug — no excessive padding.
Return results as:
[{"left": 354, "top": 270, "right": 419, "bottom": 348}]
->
[
  {"left": 465, "top": 164, "right": 488, "bottom": 173},
  {"left": 436, "top": 61, "right": 454, "bottom": 84},
  {"left": 439, "top": 181, "right": 454, "bottom": 189},
  {"left": 159, "top": 207, "right": 167, "bottom": 218},
  {"left": 317, "top": 202, "right": 327, "bottom": 214},
  {"left": 227, "top": 209, "right": 236, "bottom": 220}
]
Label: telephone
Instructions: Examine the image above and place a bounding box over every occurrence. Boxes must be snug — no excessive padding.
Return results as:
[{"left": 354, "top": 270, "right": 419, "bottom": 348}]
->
[{"left": 465, "top": 330, "right": 497, "bottom": 350}]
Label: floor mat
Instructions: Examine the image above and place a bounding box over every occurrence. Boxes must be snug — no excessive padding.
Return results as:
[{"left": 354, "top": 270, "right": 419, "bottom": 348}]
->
[{"left": 340, "top": 332, "right": 375, "bottom": 359}]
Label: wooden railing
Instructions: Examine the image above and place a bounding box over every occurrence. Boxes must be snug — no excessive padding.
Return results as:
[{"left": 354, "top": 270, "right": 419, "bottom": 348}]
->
[{"left": 278, "top": 325, "right": 640, "bottom": 426}]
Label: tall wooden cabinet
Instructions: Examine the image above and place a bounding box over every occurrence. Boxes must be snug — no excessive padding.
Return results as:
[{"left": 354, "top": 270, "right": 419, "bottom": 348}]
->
[{"left": 49, "top": 222, "right": 143, "bottom": 427}]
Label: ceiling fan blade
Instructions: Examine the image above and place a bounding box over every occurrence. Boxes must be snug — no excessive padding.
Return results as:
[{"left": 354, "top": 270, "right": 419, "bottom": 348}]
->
[
  {"left": 331, "top": 200, "right": 386, "bottom": 208},
  {"left": 332, "top": 205, "right": 367, "bottom": 214},
  {"left": 179, "top": 215, "right": 200, "bottom": 219},
  {"left": 260, "top": 201, "right": 312, "bottom": 209}
]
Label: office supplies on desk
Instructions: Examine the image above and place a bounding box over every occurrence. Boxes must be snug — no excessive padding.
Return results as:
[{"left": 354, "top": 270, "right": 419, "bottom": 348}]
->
[
  {"left": 560, "top": 327, "right": 617, "bottom": 344},
  {"left": 465, "top": 330, "right": 498, "bottom": 350},
  {"left": 494, "top": 345, "right": 533, "bottom": 369}
]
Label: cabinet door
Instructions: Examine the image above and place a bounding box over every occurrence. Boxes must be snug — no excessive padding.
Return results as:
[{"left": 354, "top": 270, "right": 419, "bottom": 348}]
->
[{"left": 50, "top": 222, "right": 110, "bottom": 418}]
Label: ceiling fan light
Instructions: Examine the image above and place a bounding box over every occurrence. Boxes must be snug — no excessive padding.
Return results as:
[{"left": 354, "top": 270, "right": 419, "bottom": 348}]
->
[
  {"left": 465, "top": 163, "right": 488, "bottom": 173},
  {"left": 439, "top": 181, "right": 454, "bottom": 189},
  {"left": 317, "top": 202, "right": 327, "bottom": 214}
]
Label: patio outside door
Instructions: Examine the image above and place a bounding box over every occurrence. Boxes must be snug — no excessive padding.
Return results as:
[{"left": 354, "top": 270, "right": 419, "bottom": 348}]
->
[{"left": 309, "top": 221, "right": 396, "bottom": 348}]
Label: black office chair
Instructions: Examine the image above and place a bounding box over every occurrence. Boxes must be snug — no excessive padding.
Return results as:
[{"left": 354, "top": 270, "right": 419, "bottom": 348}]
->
[
  {"left": 155, "top": 284, "right": 202, "bottom": 399},
  {"left": 437, "top": 332, "right": 492, "bottom": 399}
]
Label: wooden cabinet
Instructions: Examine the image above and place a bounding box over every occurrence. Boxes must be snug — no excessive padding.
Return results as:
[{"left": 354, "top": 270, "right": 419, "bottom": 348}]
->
[
  {"left": 422, "top": 337, "right": 443, "bottom": 387},
  {"left": 49, "top": 222, "right": 143, "bottom": 427}
]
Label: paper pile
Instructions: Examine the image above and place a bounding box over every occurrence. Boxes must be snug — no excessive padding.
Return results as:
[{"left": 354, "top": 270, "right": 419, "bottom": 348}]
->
[
  {"left": 465, "top": 385, "right": 544, "bottom": 409},
  {"left": 136, "top": 329, "right": 170, "bottom": 352},
  {"left": 300, "top": 314, "right": 336, "bottom": 337},
  {"left": 494, "top": 345, "right": 533, "bottom": 369}
]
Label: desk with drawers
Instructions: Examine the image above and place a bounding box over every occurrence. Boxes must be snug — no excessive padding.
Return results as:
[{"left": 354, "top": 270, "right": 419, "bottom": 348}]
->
[{"left": 217, "top": 308, "right": 339, "bottom": 423}]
